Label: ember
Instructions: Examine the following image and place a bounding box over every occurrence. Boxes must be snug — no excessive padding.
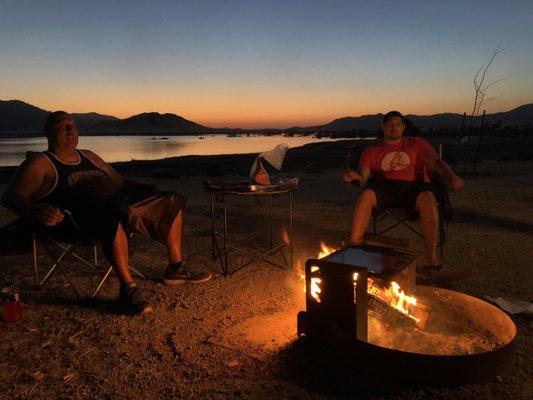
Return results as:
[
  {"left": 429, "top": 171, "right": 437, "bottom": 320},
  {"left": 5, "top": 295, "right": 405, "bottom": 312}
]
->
[{"left": 367, "top": 289, "right": 505, "bottom": 356}]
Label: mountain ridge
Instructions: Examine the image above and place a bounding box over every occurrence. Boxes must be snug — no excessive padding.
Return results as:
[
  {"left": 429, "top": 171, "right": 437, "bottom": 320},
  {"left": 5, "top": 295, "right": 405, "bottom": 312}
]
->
[
  {"left": 1, "top": 99, "right": 532, "bottom": 134},
  {"left": 0, "top": 100, "right": 117, "bottom": 132}
]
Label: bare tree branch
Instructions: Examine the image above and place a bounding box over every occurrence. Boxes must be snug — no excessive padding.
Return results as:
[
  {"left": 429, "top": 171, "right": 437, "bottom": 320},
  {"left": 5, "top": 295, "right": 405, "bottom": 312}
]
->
[
  {"left": 469, "top": 44, "right": 512, "bottom": 125},
  {"left": 482, "top": 75, "right": 511, "bottom": 91},
  {"left": 478, "top": 94, "right": 502, "bottom": 108}
]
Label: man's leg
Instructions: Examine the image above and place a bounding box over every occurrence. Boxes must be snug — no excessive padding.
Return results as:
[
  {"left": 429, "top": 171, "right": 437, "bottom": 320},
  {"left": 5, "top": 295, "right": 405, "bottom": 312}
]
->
[
  {"left": 166, "top": 210, "right": 183, "bottom": 264},
  {"left": 110, "top": 222, "right": 151, "bottom": 314},
  {"left": 110, "top": 222, "right": 134, "bottom": 285},
  {"left": 163, "top": 209, "right": 212, "bottom": 285},
  {"left": 415, "top": 191, "right": 439, "bottom": 266},
  {"left": 351, "top": 189, "right": 377, "bottom": 244}
]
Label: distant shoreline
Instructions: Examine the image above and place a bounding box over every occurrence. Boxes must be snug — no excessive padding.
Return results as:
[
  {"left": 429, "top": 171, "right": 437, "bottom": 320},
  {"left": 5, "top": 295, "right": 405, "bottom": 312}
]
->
[
  {"left": 0, "top": 131, "right": 230, "bottom": 139},
  {"left": 0, "top": 139, "right": 366, "bottom": 183},
  {"left": 1, "top": 138, "right": 532, "bottom": 185},
  {"left": 0, "top": 131, "right": 370, "bottom": 140},
  {"left": 0, "top": 135, "right": 376, "bottom": 169}
]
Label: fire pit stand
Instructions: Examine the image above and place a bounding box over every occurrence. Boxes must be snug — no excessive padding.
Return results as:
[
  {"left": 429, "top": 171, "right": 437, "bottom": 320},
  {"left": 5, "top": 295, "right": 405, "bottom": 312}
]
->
[
  {"left": 296, "top": 243, "right": 517, "bottom": 385},
  {"left": 299, "top": 243, "right": 419, "bottom": 342}
]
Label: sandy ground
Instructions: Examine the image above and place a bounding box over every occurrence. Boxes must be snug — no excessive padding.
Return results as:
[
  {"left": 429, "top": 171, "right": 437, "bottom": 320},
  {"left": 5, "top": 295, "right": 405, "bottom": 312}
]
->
[{"left": 0, "top": 159, "right": 532, "bottom": 399}]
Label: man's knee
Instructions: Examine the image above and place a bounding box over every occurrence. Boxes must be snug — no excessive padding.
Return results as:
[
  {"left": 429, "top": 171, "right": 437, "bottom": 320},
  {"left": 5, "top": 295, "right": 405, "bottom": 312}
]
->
[
  {"left": 357, "top": 188, "right": 377, "bottom": 208},
  {"left": 416, "top": 190, "right": 437, "bottom": 209}
]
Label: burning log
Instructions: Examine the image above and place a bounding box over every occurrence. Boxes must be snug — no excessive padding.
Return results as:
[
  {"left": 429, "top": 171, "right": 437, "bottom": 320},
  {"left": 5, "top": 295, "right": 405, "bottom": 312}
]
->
[
  {"left": 367, "top": 279, "right": 431, "bottom": 330},
  {"left": 368, "top": 294, "right": 430, "bottom": 330}
]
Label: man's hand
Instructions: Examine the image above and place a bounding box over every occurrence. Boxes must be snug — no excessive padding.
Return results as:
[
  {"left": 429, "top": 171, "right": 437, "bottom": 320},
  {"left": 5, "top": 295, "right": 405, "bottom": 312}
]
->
[
  {"left": 342, "top": 169, "right": 361, "bottom": 184},
  {"left": 36, "top": 204, "right": 64, "bottom": 226},
  {"left": 447, "top": 174, "right": 464, "bottom": 192}
]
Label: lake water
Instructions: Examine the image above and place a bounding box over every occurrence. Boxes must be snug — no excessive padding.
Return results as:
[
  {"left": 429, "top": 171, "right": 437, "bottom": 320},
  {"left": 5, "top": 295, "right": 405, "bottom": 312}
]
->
[{"left": 0, "top": 134, "right": 352, "bottom": 167}]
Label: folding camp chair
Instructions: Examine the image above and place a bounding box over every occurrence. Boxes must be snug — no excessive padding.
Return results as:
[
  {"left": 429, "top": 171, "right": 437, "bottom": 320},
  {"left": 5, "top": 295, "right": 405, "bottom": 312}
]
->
[
  {"left": 31, "top": 211, "right": 145, "bottom": 299},
  {"left": 371, "top": 176, "right": 451, "bottom": 258}
]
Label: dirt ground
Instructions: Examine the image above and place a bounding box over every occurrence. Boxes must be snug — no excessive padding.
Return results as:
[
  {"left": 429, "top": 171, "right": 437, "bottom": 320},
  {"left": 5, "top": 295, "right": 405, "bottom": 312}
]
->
[{"left": 0, "top": 159, "right": 532, "bottom": 399}]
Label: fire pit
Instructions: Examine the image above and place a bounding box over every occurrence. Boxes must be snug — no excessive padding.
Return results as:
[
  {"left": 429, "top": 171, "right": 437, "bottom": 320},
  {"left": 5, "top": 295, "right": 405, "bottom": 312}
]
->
[{"left": 296, "top": 243, "right": 517, "bottom": 384}]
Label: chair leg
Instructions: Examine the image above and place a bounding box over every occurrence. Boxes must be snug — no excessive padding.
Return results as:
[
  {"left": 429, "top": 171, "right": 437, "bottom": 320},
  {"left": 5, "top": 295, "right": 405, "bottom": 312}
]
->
[
  {"left": 33, "top": 236, "right": 96, "bottom": 298},
  {"left": 37, "top": 243, "right": 73, "bottom": 287},
  {"left": 33, "top": 234, "right": 39, "bottom": 287},
  {"left": 91, "top": 266, "right": 114, "bottom": 298},
  {"left": 438, "top": 227, "right": 444, "bottom": 259},
  {"left": 90, "top": 264, "right": 145, "bottom": 298},
  {"left": 129, "top": 263, "right": 146, "bottom": 279}
]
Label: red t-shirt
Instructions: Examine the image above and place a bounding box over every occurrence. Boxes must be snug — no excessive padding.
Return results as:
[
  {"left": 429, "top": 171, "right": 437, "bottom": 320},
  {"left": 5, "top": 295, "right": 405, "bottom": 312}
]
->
[{"left": 359, "top": 137, "right": 437, "bottom": 182}]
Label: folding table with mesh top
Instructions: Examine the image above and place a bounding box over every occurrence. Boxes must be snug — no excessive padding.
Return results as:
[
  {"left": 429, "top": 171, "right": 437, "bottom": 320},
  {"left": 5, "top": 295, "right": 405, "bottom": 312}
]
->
[{"left": 206, "top": 180, "right": 298, "bottom": 276}]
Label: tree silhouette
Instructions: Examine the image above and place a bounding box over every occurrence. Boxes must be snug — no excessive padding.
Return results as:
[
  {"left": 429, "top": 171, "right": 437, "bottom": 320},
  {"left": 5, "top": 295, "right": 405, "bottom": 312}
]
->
[{"left": 470, "top": 45, "right": 512, "bottom": 126}]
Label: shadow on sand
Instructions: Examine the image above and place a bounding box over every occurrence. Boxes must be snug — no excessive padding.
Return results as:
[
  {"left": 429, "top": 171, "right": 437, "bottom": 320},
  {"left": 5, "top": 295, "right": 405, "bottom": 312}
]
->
[
  {"left": 453, "top": 209, "right": 533, "bottom": 234},
  {"left": 272, "top": 338, "right": 427, "bottom": 399}
]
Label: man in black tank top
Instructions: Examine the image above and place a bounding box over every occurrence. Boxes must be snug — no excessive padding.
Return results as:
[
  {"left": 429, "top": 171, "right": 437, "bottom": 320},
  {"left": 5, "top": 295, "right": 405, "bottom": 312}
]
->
[{"left": 2, "top": 111, "right": 211, "bottom": 315}]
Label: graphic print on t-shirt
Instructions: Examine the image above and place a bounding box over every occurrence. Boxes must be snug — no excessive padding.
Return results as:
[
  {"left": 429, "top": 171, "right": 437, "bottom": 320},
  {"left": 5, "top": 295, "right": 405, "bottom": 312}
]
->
[{"left": 381, "top": 151, "right": 411, "bottom": 171}]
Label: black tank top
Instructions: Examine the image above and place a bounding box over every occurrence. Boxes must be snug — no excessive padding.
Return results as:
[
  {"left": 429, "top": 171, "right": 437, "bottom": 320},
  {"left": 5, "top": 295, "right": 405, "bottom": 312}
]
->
[{"left": 39, "top": 150, "right": 124, "bottom": 209}]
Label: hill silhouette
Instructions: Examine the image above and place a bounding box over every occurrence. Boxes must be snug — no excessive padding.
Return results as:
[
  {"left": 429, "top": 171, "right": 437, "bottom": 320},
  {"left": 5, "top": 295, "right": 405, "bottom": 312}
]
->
[
  {"left": 303, "top": 104, "right": 533, "bottom": 131},
  {"left": 0, "top": 100, "right": 49, "bottom": 132},
  {"left": 0, "top": 100, "right": 117, "bottom": 132},
  {"left": 86, "top": 112, "right": 213, "bottom": 134}
]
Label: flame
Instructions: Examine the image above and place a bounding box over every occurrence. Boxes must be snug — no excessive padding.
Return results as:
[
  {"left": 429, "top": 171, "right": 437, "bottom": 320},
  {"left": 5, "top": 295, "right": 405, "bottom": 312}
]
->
[
  {"left": 281, "top": 229, "right": 290, "bottom": 246},
  {"left": 318, "top": 242, "right": 335, "bottom": 258},
  {"left": 298, "top": 242, "right": 423, "bottom": 326},
  {"left": 368, "top": 279, "right": 420, "bottom": 324},
  {"left": 307, "top": 242, "right": 334, "bottom": 303},
  {"left": 310, "top": 277, "right": 322, "bottom": 303},
  {"left": 295, "top": 261, "right": 306, "bottom": 293}
]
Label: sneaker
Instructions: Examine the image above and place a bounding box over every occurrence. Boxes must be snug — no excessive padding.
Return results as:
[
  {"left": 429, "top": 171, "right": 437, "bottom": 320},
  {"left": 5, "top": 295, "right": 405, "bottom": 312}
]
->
[
  {"left": 163, "top": 262, "right": 212, "bottom": 286},
  {"left": 118, "top": 283, "right": 153, "bottom": 315}
]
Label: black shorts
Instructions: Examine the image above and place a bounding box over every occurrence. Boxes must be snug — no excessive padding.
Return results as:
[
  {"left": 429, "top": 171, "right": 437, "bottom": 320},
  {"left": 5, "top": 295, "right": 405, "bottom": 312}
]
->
[
  {"left": 36, "top": 192, "right": 186, "bottom": 256},
  {"left": 365, "top": 179, "right": 433, "bottom": 217}
]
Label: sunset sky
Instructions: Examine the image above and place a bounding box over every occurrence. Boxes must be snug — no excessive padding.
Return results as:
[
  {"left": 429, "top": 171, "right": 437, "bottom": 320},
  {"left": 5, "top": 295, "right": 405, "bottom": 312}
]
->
[{"left": 1, "top": 0, "right": 532, "bottom": 128}]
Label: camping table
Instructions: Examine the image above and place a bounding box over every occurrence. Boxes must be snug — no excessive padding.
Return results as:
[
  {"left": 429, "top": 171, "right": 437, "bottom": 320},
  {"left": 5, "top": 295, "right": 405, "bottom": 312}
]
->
[{"left": 207, "top": 185, "right": 298, "bottom": 276}]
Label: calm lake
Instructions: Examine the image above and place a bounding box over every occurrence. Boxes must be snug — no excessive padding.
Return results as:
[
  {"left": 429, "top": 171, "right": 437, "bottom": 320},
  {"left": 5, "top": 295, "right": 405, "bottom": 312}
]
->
[{"left": 0, "top": 134, "right": 350, "bottom": 167}]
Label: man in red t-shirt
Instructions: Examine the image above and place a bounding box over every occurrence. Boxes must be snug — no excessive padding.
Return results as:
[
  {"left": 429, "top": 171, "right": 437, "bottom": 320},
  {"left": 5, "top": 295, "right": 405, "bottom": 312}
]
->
[{"left": 342, "top": 111, "right": 464, "bottom": 272}]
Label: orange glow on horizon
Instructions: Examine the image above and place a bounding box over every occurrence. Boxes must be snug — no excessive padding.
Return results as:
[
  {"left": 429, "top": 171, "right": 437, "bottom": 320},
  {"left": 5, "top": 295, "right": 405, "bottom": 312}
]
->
[{"left": 14, "top": 87, "right": 530, "bottom": 130}]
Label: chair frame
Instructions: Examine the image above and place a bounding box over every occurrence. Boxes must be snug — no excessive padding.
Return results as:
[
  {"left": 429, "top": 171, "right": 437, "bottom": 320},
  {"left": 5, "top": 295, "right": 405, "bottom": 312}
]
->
[
  {"left": 372, "top": 202, "right": 448, "bottom": 259},
  {"left": 32, "top": 225, "right": 145, "bottom": 299}
]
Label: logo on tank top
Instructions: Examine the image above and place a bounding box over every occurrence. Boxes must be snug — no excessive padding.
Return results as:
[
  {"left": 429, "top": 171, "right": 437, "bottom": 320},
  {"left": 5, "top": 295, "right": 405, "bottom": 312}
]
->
[
  {"left": 381, "top": 151, "right": 411, "bottom": 171},
  {"left": 67, "top": 170, "right": 107, "bottom": 186}
]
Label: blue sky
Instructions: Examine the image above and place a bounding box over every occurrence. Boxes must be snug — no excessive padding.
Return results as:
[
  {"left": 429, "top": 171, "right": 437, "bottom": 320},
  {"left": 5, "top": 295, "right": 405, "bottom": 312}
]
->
[{"left": 1, "top": 0, "right": 532, "bottom": 128}]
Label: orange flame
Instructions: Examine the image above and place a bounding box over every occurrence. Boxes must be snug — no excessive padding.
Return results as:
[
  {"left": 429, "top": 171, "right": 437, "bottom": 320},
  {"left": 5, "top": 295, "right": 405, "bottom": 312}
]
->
[
  {"left": 281, "top": 229, "right": 290, "bottom": 246},
  {"left": 318, "top": 242, "right": 335, "bottom": 258},
  {"left": 368, "top": 279, "right": 420, "bottom": 324},
  {"left": 310, "top": 277, "right": 322, "bottom": 303},
  {"left": 295, "top": 260, "right": 306, "bottom": 293},
  {"left": 298, "top": 242, "right": 423, "bottom": 326}
]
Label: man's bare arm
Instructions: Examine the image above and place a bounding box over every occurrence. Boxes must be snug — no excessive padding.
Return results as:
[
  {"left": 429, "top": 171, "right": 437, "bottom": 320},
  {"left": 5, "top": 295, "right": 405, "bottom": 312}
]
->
[
  {"left": 342, "top": 167, "right": 371, "bottom": 185},
  {"left": 82, "top": 150, "right": 159, "bottom": 194},
  {"left": 1, "top": 157, "right": 64, "bottom": 225},
  {"left": 425, "top": 154, "right": 464, "bottom": 191}
]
